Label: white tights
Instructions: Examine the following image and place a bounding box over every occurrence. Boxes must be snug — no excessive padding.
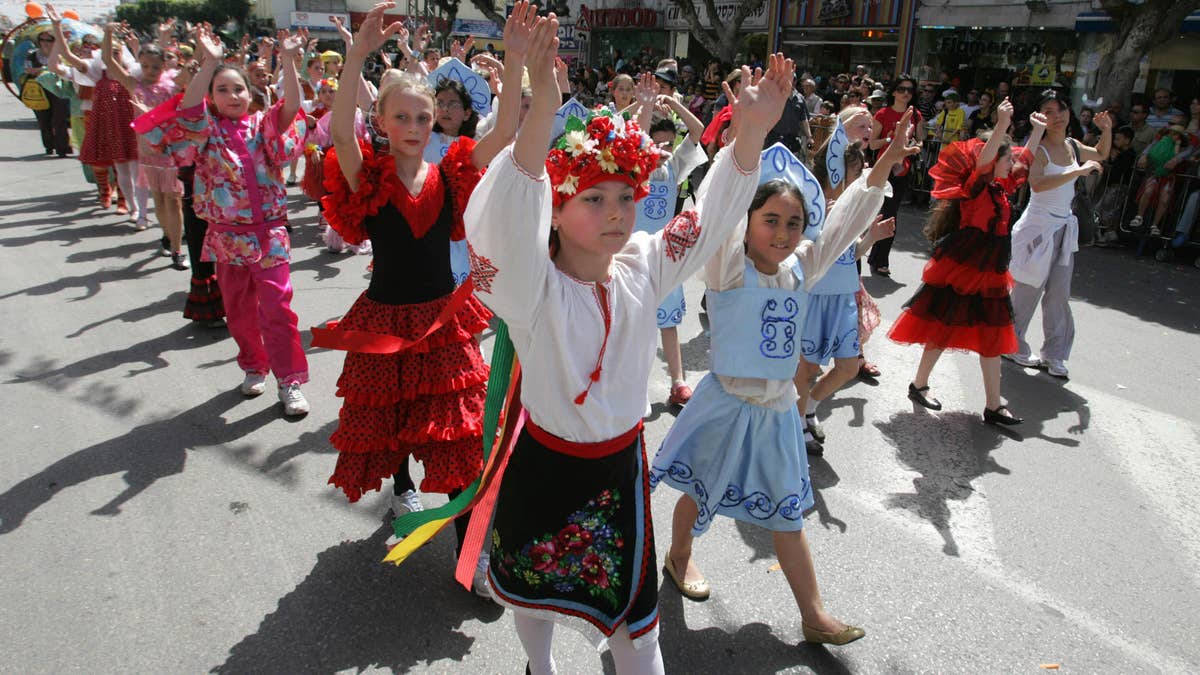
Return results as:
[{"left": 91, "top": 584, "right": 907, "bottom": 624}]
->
[
  {"left": 513, "top": 614, "right": 664, "bottom": 675},
  {"left": 112, "top": 161, "right": 138, "bottom": 217}
]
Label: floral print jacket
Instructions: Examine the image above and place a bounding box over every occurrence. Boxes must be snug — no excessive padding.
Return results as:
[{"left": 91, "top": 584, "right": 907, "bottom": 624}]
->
[{"left": 147, "top": 100, "right": 307, "bottom": 268}]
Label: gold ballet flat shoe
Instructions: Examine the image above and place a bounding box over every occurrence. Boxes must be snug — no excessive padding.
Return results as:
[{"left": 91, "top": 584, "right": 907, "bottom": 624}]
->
[
  {"left": 663, "top": 559, "right": 710, "bottom": 601},
  {"left": 802, "top": 622, "right": 866, "bottom": 646}
]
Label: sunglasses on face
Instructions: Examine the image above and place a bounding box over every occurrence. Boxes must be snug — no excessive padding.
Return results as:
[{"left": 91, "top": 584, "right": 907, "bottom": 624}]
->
[
  {"left": 895, "top": 86, "right": 913, "bottom": 93},
  {"left": 39, "top": 36, "right": 54, "bottom": 43}
]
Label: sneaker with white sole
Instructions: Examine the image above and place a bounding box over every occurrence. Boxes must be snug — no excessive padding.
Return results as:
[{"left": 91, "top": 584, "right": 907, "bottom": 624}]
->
[
  {"left": 1003, "top": 352, "right": 1041, "bottom": 368},
  {"left": 278, "top": 383, "right": 310, "bottom": 416},
  {"left": 1045, "top": 359, "right": 1069, "bottom": 379},
  {"left": 240, "top": 372, "right": 268, "bottom": 396},
  {"left": 390, "top": 489, "right": 424, "bottom": 517}
]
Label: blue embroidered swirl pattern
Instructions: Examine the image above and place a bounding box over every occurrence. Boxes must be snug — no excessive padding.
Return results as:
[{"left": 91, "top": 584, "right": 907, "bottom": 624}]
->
[{"left": 759, "top": 297, "right": 799, "bottom": 358}]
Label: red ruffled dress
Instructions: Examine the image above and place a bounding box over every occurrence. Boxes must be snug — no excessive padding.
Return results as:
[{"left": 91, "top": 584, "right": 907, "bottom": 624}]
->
[
  {"left": 888, "top": 139, "right": 1031, "bottom": 357},
  {"left": 320, "top": 139, "right": 492, "bottom": 501}
]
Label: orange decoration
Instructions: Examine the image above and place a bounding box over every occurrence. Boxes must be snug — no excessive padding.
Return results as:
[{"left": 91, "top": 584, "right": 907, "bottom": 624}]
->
[
  {"left": 62, "top": 9, "right": 80, "bottom": 19},
  {"left": 25, "top": 2, "right": 44, "bottom": 18}
]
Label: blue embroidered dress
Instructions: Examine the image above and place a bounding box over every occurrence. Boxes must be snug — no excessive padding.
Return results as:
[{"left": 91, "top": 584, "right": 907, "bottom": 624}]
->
[{"left": 651, "top": 174, "right": 886, "bottom": 534}]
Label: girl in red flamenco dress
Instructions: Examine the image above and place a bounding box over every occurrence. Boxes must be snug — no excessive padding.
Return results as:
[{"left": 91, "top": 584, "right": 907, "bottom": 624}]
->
[
  {"left": 315, "top": 1, "right": 531, "bottom": 593},
  {"left": 888, "top": 99, "right": 1044, "bottom": 426}
]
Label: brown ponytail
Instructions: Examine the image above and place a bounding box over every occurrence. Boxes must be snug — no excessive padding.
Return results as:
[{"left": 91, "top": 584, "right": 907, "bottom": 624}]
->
[{"left": 923, "top": 199, "right": 961, "bottom": 244}]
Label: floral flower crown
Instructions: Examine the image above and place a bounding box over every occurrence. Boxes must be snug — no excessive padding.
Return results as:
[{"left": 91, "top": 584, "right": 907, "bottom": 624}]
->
[{"left": 545, "top": 109, "right": 661, "bottom": 208}]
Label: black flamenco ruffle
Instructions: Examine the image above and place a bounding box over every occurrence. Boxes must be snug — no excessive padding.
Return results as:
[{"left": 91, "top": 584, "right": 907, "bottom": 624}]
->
[
  {"left": 901, "top": 283, "right": 1015, "bottom": 328},
  {"left": 931, "top": 227, "right": 1011, "bottom": 274}
]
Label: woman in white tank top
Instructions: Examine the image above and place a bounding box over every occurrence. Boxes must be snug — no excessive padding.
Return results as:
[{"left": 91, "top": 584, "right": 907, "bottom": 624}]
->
[{"left": 1006, "top": 90, "right": 1110, "bottom": 378}]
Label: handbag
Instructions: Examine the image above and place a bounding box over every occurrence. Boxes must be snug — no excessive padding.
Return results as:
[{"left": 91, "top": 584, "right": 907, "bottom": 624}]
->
[
  {"left": 20, "top": 78, "right": 50, "bottom": 111},
  {"left": 1069, "top": 139, "right": 1098, "bottom": 242}
]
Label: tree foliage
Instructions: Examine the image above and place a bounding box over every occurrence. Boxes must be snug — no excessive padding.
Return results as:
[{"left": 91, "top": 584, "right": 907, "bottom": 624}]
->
[
  {"left": 670, "top": 0, "right": 766, "bottom": 65},
  {"left": 1093, "top": 0, "right": 1200, "bottom": 107},
  {"left": 114, "top": 0, "right": 251, "bottom": 34}
]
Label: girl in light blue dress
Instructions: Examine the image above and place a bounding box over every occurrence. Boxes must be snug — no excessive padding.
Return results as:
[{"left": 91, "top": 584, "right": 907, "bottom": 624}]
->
[{"left": 651, "top": 112, "right": 920, "bottom": 645}]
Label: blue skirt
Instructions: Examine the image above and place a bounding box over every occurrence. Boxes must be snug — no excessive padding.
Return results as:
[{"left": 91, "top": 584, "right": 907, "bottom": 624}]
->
[
  {"left": 800, "top": 292, "right": 860, "bottom": 365},
  {"left": 650, "top": 374, "right": 814, "bottom": 535},
  {"left": 656, "top": 285, "right": 686, "bottom": 329}
]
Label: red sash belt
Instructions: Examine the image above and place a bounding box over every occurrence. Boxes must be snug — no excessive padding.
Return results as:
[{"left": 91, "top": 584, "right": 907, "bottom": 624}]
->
[
  {"left": 310, "top": 278, "right": 476, "bottom": 354},
  {"left": 526, "top": 418, "right": 644, "bottom": 459}
]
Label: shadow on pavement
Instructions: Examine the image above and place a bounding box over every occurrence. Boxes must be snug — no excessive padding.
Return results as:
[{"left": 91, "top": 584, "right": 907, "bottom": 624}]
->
[
  {"left": 0, "top": 189, "right": 96, "bottom": 220},
  {"left": 211, "top": 523, "right": 504, "bottom": 674},
  {"left": 656, "top": 584, "right": 856, "bottom": 674},
  {"left": 11, "top": 322, "right": 223, "bottom": 383},
  {"left": 0, "top": 390, "right": 275, "bottom": 535},
  {"left": 65, "top": 291, "right": 188, "bottom": 338},
  {"left": 999, "top": 363, "right": 1091, "bottom": 445},
  {"left": 1066, "top": 247, "right": 1200, "bottom": 334},
  {"left": 875, "top": 411, "right": 1010, "bottom": 557},
  {"left": 0, "top": 255, "right": 157, "bottom": 301}
]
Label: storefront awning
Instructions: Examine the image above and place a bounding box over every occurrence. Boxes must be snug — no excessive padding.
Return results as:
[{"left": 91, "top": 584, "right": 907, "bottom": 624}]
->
[{"left": 1076, "top": 10, "right": 1200, "bottom": 34}]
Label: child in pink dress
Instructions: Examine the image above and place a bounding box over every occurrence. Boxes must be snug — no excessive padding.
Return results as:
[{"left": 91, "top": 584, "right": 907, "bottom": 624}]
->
[{"left": 152, "top": 26, "right": 311, "bottom": 416}]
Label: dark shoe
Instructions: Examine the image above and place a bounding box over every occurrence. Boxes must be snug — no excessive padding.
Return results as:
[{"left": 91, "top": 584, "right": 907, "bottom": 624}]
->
[
  {"left": 907, "top": 383, "right": 942, "bottom": 411},
  {"left": 805, "top": 414, "right": 825, "bottom": 443},
  {"left": 858, "top": 358, "right": 881, "bottom": 379},
  {"left": 983, "top": 406, "right": 1023, "bottom": 426},
  {"left": 805, "top": 437, "right": 824, "bottom": 456}
]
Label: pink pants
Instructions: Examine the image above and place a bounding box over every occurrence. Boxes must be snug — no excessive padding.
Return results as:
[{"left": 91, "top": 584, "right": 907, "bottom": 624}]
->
[{"left": 215, "top": 261, "right": 308, "bottom": 386}]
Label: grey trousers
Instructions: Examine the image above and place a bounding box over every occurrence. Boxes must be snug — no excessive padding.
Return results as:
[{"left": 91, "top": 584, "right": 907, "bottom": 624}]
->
[{"left": 1011, "top": 226, "right": 1075, "bottom": 362}]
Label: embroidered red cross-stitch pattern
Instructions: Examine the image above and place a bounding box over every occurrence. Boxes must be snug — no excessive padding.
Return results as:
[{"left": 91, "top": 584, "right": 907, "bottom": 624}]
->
[
  {"left": 469, "top": 243, "right": 499, "bottom": 294},
  {"left": 662, "top": 210, "right": 701, "bottom": 262}
]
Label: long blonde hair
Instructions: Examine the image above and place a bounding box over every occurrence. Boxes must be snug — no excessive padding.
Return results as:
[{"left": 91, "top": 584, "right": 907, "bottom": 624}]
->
[{"left": 376, "top": 69, "right": 436, "bottom": 118}]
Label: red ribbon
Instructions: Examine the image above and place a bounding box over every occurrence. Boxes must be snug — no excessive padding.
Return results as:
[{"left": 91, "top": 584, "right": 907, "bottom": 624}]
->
[{"left": 310, "top": 279, "right": 476, "bottom": 354}]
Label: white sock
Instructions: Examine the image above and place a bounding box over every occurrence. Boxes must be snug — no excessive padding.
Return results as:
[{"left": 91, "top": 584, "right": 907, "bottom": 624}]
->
[
  {"left": 607, "top": 624, "right": 664, "bottom": 675},
  {"left": 514, "top": 614, "right": 556, "bottom": 675},
  {"left": 135, "top": 183, "right": 150, "bottom": 221},
  {"left": 805, "top": 397, "right": 820, "bottom": 417}
]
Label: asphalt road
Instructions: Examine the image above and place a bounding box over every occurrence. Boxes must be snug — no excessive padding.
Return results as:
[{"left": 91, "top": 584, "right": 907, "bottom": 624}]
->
[{"left": 1, "top": 93, "right": 1198, "bottom": 674}]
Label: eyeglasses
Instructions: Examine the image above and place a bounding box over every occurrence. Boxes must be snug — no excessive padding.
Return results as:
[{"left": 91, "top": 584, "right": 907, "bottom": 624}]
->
[
  {"left": 38, "top": 36, "right": 54, "bottom": 43},
  {"left": 1131, "top": 109, "right": 1146, "bottom": 114},
  {"left": 436, "top": 100, "right": 464, "bottom": 110}
]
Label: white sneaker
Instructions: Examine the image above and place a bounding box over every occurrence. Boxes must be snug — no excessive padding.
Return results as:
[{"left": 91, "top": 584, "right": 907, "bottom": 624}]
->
[
  {"left": 1045, "top": 359, "right": 1069, "bottom": 379},
  {"left": 473, "top": 552, "right": 493, "bottom": 599},
  {"left": 1003, "top": 352, "right": 1041, "bottom": 368},
  {"left": 1150, "top": 225, "right": 1161, "bottom": 236},
  {"left": 240, "top": 372, "right": 267, "bottom": 396},
  {"left": 390, "top": 489, "right": 424, "bottom": 517},
  {"left": 278, "top": 383, "right": 310, "bottom": 416}
]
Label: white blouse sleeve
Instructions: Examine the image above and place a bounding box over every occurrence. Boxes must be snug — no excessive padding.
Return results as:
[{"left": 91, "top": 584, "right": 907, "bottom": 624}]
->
[
  {"left": 463, "top": 145, "right": 552, "bottom": 332},
  {"left": 796, "top": 173, "right": 886, "bottom": 289},
  {"left": 668, "top": 139, "right": 706, "bottom": 181},
  {"left": 644, "top": 144, "right": 760, "bottom": 297}
]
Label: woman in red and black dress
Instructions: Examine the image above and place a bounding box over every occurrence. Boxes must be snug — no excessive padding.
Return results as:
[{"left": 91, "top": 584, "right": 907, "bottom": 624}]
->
[{"left": 888, "top": 99, "right": 1043, "bottom": 425}]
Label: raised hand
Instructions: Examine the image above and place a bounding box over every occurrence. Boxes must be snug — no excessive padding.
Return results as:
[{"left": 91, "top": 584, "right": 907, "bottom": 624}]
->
[
  {"left": 502, "top": 0, "right": 537, "bottom": 57},
  {"left": 45, "top": 3, "right": 61, "bottom": 23},
  {"left": 996, "top": 97, "right": 1014, "bottom": 129},
  {"left": 349, "top": 2, "right": 406, "bottom": 57},
  {"left": 197, "top": 27, "right": 224, "bottom": 62},
  {"left": 331, "top": 15, "right": 353, "bottom": 45},
  {"left": 870, "top": 216, "right": 896, "bottom": 241},
  {"left": 877, "top": 108, "right": 922, "bottom": 166},
  {"left": 633, "top": 71, "right": 657, "bottom": 108},
  {"left": 1029, "top": 110, "right": 1048, "bottom": 131},
  {"left": 450, "top": 36, "right": 475, "bottom": 61},
  {"left": 524, "top": 14, "right": 559, "bottom": 95},
  {"left": 1079, "top": 159, "right": 1103, "bottom": 176},
  {"left": 279, "top": 30, "right": 305, "bottom": 59},
  {"left": 730, "top": 52, "right": 795, "bottom": 132},
  {"left": 555, "top": 56, "right": 570, "bottom": 93},
  {"left": 1094, "top": 110, "right": 1113, "bottom": 132},
  {"left": 471, "top": 52, "right": 503, "bottom": 74},
  {"left": 414, "top": 24, "right": 430, "bottom": 50}
]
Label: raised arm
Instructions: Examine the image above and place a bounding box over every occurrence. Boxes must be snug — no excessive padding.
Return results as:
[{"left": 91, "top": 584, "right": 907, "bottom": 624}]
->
[
  {"left": 632, "top": 72, "right": 656, "bottom": 130},
  {"left": 511, "top": 14, "right": 560, "bottom": 176},
  {"left": 102, "top": 24, "right": 137, "bottom": 94},
  {"left": 470, "top": 0, "right": 535, "bottom": 168},
  {"left": 157, "top": 19, "right": 177, "bottom": 50},
  {"left": 729, "top": 54, "right": 797, "bottom": 173},
  {"left": 977, "top": 98, "right": 1013, "bottom": 168},
  {"left": 1078, "top": 110, "right": 1113, "bottom": 162},
  {"left": 45, "top": 4, "right": 87, "bottom": 73},
  {"left": 181, "top": 27, "right": 222, "bottom": 109},
  {"left": 331, "top": 2, "right": 405, "bottom": 190},
  {"left": 276, "top": 31, "right": 304, "bottom": 130},
  {"left": 658, "top": 92, "right": 705, "bottom": 141}
]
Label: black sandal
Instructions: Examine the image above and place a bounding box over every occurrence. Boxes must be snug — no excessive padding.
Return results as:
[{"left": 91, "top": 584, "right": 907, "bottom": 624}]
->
[
  {"left": 983, "top": 406, "right": 1023, "bottom": 426},
  {"left": 907, "top": 383, "right": 942, "bottom": 411}
]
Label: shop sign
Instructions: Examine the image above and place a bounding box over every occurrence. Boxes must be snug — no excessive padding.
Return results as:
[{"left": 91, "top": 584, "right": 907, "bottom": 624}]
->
[
  {"left": 290, "top": 11, "right": 351, "bottom": 31},
  {"left": 453, "top": 18, "right": 504, "bottom": 39},
  {"left": 818, "top": 0, "right": 852, "bottom": 22},
  {"left": 1029, "top": 64, "right": 1055, "bottom": 85},
  {"left": 933, "top": 34, "right": 1044, "bottom": 60},
  {"left": 577, "top": 4, "right": 662, "bottom": 30},
  {"left": 664, "top": 2, "right": 768, "bottom": 31},
  {"left": 559, "top": 23, "right": 588, "bottom": 51}
]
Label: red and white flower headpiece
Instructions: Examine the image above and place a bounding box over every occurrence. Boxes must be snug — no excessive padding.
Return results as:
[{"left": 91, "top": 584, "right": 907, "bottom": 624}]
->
[{"left": 545, "top": 109, "right": 661, "bottom": 208}]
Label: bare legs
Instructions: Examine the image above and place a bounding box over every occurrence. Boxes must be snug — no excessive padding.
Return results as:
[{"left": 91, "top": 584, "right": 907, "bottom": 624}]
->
[
  {"left": 912, "top": 347, "right": 1006, "bottom": 411},
  {"left": 667, "top": 495, "right": 848, "bottom": 634},
  {"left": 660, "top": 326, "right": 684, "bottom": 385},
  {"left": 152, "top": 191, "right": 184, "bottom": 254}
]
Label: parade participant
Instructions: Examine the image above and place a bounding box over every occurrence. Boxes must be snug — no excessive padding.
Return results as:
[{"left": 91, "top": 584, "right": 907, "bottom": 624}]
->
[
  {"left": 24, "top": 24, "right": 71, "bottom": 156},
  {"left": 48, "top": 8, "right": 138, "bottom": 217},
  {"left": 609, "top": 73, "right": 635, "bottom": 112},
  {"left": 316, "top": 1, "right": 528, "bottom": 592},
  {"left": 633, "top": 82, "right": 708, "bottom": 407},
  {"left": 1006, "top": 91, "right": 1110, "bottom": 380},
  {"left": 154, "top": 25, "right": 311, "bottom": 415},
  {"left": 103, "top": 26, "right": 187, "bottom": 269},
  {"left": 888, "top": 100, "right": 1043, "bottom": 423},
  {"left": 465, "top": 10, "right": 795, "bottom": 665},
  {"left": 650, "top": 111, "right": 917, "bottom": 649},
  {"left": 797, "top": 134, "right": 894, "bottom": 455},
  {"left": 298, "top": 76, "right": 335, "bottom": 203},
  {"left": 866, "top": 74, "right": 925, "bottom": 277}
]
